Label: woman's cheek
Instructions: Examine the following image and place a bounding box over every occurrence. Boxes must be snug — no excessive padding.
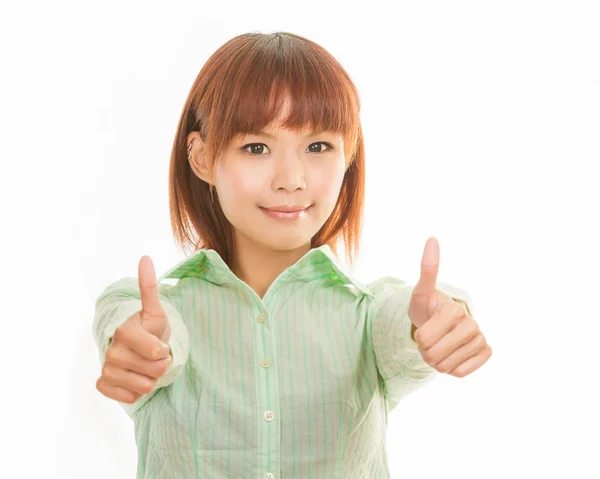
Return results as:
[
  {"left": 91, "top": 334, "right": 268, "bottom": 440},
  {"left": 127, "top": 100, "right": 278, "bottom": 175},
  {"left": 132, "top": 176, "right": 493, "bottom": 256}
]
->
[
  {"left": 314, "top": 166, "right": 344, "bottom": 198},
  {"left": 217, "top": 169, "right": 259, "bottom": 202},
  {"left": 235, "top": 164, "right": 269, "bottom": 195}
]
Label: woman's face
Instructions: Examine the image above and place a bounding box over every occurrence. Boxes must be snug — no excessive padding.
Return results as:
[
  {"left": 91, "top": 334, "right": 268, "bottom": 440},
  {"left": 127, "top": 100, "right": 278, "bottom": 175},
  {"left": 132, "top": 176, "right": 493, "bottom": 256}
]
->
[{"left": 210, "top": 121, "right": 347, "bottom": 253}]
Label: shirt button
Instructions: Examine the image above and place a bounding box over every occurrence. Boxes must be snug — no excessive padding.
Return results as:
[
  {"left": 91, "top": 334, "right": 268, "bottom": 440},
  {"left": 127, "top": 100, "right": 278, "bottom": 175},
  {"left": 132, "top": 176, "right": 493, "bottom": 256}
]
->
[
  {"left": 257, "top": 312, "right": 266, "bottom": 323},
  {"left": 265, "top": 473, "right": 275, "bottom": 479},
  {"left": 264, "top": 410, "right": 275, "bottom": 421},
  {"left": 260, "top": 358, "right": 272, "bottom": 368}
]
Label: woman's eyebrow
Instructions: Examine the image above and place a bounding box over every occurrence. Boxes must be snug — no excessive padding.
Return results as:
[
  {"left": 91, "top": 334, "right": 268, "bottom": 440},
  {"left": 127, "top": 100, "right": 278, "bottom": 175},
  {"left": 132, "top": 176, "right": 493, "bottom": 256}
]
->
[
  {"left": 254, "top": 129, "right": 330, "bottom": 139},
  {"left": 255, "top": 130, "right": 277, "bottom": 139}
]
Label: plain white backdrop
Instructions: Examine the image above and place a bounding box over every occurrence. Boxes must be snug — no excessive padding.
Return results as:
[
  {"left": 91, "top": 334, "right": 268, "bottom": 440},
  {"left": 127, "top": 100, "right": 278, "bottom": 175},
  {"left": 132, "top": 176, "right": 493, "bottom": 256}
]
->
[{"left": 1, "top": 0, "right": 598, "bottom": 477}]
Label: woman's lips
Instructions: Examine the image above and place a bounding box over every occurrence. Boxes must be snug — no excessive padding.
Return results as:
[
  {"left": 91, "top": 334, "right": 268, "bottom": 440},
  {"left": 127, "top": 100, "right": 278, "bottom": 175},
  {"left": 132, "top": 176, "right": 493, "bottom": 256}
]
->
[{"left": 259, "top": 205, "right": 311, "bottom": 220}]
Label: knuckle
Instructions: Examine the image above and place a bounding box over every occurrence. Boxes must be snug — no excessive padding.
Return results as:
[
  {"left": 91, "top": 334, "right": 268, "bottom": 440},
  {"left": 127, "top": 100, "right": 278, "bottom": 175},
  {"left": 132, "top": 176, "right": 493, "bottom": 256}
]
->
[
  {"left": 96, "top": 377, "right": 105, "bottom": 394},
  {"left": 124, "top": 392, "right": 140, "bottom": 404},
  {"left": 156, "top": 360, "right": 169, "bottom": 377},
  {"left": 104, "top": 347, "right": 118, "bottom": 363},
  {"left": 436, "top": 362, "right": 450, "bottom": 373},
  {"left": 141, "top": 379, "right": 156, "bottom": 394},
  {"left": 421, "top": 349, "right": 435, "bottom": 364},
  {"left": 101, "top": 362, "right": 112, "bottom": 379},
  {"left": 467, "top": 320, "right": 480, "bottom": 336},
  {"left": 416, "top": 331, "right": 429, "bottom": 349},
  {"left": 144, "top": 356, "right": 172, "bottom": 379},
  {"left": 112, "top": 327, "right": 126, "bottom": 342}
]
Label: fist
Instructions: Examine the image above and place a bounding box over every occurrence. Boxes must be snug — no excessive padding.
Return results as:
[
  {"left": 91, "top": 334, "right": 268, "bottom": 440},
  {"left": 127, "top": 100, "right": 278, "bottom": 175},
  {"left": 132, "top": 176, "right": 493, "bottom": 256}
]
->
[{"left": 96, "top": 255, "right": 173, "bottom": 404}]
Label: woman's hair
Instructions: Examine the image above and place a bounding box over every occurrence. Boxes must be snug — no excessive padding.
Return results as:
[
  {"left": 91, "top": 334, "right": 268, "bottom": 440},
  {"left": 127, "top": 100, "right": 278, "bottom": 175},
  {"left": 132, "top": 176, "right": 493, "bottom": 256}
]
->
[{"left": 168, "top": 31, "right": 366, "bottom": 266}]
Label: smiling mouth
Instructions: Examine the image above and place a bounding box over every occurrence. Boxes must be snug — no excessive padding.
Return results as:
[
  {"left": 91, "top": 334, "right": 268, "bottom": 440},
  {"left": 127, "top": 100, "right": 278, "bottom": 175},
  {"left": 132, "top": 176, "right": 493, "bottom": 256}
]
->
[
  {"left": 262, "top": 204, "right": 311, "bottom": 211},
  {"left": 259, "top": 205, "right": 312, "bottom": 220}
]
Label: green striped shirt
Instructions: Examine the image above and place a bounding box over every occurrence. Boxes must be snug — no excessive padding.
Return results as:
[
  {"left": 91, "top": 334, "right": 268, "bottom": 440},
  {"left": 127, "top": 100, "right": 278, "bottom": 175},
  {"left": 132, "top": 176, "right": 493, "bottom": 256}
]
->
[{"left": 93, "top": 244, "right": 472, "bottom": 479}]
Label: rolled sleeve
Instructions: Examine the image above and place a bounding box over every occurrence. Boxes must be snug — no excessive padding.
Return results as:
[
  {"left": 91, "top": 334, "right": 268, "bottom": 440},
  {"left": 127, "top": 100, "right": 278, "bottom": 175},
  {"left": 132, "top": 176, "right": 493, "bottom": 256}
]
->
[{"left": 368, "top": 277, "right": 437, "bottom": 413}]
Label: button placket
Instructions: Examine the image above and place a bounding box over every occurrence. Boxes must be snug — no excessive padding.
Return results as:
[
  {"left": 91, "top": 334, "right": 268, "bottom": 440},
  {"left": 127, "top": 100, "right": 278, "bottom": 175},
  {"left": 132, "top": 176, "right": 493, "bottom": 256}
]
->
[{"left": 254, "top": 303, "right": 280, "bottom": 476}]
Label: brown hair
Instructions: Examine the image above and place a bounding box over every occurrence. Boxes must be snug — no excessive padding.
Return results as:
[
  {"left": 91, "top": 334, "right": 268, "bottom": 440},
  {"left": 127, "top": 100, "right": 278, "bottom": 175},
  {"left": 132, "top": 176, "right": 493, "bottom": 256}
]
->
[{"left": 168, "top": 32, "right": 366, "bottom": 266}]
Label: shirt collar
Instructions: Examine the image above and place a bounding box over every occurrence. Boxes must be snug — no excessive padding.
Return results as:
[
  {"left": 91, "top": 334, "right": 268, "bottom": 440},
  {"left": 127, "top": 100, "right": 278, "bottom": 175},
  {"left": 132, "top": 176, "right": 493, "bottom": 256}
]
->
[{"left": 158, "top": 244, "right": 373, "bottom": 297}]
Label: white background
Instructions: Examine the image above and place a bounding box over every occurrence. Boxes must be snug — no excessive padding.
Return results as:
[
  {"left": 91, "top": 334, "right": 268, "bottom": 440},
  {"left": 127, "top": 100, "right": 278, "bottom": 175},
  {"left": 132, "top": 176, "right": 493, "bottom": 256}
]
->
[{"left": 1, "top": 0, "right": 599, "bottom": 477}]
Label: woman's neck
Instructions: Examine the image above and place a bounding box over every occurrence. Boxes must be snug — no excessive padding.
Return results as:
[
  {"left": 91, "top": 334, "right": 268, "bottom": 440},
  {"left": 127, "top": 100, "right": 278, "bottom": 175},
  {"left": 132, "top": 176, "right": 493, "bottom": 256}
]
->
[{"left": 231, "top": 234, "right": 311, "bottom": 298}]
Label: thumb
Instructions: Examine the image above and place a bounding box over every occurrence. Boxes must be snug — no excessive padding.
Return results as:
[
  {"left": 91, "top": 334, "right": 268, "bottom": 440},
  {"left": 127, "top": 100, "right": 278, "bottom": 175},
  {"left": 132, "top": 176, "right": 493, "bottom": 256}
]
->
[
  {"left": 138, "top": 255, "right": 169, "bottom": 340},
  {"left": 408, "top": 237, "right": 443, "bottom": 328},
  {"left": 413, "top": 237, "right": 440, "bottom": 313}
]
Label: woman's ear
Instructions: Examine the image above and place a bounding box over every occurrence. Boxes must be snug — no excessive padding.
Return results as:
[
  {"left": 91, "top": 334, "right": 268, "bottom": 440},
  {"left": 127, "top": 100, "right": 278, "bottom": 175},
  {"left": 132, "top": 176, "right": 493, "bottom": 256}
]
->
[{"left": 186, "top": 132, "right": 213, "bottom": 184}]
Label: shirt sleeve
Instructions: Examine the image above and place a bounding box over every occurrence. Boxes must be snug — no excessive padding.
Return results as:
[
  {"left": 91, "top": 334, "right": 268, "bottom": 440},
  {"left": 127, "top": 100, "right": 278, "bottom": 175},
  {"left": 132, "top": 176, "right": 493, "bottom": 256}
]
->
[
  {"left": 367, "top": 276, "right": 474, "bottom": 414},
  {"left": 92, "top": 276, "right": 190, "bottom": 419}
]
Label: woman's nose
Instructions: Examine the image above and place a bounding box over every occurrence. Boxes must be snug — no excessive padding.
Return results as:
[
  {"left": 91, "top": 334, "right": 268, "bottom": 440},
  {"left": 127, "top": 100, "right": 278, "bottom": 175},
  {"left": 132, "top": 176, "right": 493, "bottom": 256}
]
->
[{"left": 272, "top": 153, "right": 306, "bottom": 192}]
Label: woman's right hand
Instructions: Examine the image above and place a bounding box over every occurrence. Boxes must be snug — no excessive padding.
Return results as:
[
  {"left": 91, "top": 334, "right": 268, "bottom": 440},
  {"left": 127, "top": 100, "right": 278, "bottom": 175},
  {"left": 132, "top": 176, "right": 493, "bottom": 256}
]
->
[{"left": 96, "top": 256, "right": 173, "bottom": 404}]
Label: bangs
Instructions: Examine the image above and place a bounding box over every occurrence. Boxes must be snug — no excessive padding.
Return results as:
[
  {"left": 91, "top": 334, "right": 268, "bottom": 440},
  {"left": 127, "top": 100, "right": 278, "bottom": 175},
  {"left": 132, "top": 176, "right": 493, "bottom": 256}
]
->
[{"left": 202, "top": 33, "right": 361, "bottom": 163}]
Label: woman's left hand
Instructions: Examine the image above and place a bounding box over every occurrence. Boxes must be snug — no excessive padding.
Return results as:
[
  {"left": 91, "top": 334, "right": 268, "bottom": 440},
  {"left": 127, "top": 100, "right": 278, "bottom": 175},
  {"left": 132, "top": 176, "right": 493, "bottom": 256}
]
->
[{"left": 407, "top": 237, "right": 493, "bottom": 378}]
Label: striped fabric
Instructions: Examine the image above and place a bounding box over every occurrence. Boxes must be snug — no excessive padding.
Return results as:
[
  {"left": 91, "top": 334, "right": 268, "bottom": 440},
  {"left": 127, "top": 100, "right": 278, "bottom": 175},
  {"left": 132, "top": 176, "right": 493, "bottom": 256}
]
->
[{"left": 92, "top": 244, "right": 473, "bottom": 479}]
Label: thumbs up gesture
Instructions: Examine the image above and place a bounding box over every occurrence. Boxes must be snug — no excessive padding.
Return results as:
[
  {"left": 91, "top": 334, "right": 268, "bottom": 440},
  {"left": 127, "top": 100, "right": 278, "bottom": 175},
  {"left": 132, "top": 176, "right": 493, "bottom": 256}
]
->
[
  {"left": 407, "top": 237, "right": 492, "bottom": 378},
  {"left": 96, "top": 256, "right": 173, "bottom": 404}
]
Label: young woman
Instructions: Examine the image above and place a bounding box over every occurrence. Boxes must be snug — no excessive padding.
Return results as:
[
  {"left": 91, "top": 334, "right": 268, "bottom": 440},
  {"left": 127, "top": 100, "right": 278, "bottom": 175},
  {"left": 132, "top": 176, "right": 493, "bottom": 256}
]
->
[{"left": 93, "top": 31, "right": 492, "bottom": 479}]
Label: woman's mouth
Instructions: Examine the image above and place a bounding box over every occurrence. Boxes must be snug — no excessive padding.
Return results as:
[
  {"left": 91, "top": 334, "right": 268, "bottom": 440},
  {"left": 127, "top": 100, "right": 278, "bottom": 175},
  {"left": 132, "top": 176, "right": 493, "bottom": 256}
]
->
[{"left": 259, "top": 205, "right": 312, "bottom": 220}]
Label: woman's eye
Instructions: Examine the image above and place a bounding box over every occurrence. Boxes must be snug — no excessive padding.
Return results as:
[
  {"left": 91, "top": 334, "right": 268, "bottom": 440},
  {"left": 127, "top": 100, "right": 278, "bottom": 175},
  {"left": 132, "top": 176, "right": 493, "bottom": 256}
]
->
[
  {"left": 307, "top": 142, "right": 333, "bottom": 153},
  {"left": 241, "top": 142, "right": 333, "bottom": 156},
  {"left": 242, "top": 143, "right": 270, "bottom": 155}
]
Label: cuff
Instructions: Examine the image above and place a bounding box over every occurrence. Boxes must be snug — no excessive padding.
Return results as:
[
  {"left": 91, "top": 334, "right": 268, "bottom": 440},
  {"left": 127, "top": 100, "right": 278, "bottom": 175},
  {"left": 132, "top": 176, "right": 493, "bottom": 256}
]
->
[{"left": 436, "top": 281, "right": 474, "bottom": 317}]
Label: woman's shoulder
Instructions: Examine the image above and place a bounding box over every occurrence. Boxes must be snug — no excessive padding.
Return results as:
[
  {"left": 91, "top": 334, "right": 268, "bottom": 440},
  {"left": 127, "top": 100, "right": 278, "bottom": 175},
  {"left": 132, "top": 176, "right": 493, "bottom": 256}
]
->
[{"left": 364, "top": 275, "right": 414, "bottom": 315}]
